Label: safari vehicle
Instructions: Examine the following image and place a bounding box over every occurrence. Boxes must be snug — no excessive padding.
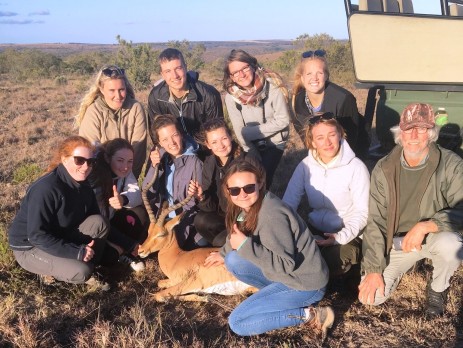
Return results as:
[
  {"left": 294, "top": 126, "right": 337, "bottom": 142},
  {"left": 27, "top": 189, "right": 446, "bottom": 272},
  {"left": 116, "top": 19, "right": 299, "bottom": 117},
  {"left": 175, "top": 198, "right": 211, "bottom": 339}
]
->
[{"left": 344, "top": 0, "right": 463, "bottom": 157}]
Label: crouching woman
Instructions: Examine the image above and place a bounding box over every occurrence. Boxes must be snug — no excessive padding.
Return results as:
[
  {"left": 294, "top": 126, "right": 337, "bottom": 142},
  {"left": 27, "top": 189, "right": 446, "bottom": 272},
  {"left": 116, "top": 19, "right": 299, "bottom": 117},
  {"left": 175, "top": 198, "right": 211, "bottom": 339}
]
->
[
  {"left": 205, "top": 159, "right": 334, "bottom": 338},
  {"left": 8, "top": 136, "right": 116, "bottom": 288}
]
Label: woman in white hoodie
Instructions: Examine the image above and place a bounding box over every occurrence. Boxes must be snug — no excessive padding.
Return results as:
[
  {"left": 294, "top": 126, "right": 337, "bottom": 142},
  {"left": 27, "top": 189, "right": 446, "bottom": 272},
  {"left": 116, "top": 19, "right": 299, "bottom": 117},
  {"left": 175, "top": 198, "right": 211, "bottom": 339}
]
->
[{"left": 283, "top": 112, "right": 369, "bottom": 277}]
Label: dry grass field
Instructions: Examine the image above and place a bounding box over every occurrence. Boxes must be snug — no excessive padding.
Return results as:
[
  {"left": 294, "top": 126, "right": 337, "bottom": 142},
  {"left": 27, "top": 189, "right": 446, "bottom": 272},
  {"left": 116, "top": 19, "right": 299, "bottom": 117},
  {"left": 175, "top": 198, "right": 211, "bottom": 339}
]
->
[{"left": 0, "top": 56, "right": 462, "bottom": 348}]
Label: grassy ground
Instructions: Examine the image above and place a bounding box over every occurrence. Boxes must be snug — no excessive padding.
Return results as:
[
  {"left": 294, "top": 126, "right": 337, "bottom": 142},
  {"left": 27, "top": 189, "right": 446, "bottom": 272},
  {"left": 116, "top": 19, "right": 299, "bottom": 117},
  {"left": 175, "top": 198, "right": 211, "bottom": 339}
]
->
[{"left": 0, "top": 72, "right": 461, "bottom": 348}]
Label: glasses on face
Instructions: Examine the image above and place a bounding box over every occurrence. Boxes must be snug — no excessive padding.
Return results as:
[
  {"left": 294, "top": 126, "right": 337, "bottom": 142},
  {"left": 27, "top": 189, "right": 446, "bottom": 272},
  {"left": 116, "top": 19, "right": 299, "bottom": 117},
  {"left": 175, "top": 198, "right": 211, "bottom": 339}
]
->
[
  {"left": 73, "top": 156, "right": 96, "bottom": 167},
  {"left": 227, "top": 183, "right": 257, "bottom": 197},
  {"left": 302, "top": 49, "right": 326, "bottom": 59},
  {"left": 230, "top": 65, "right": 251, "bottom": 78},
  {"left": 102, "top": 66, "right": 125, "bottom": 77},
  {"left": 308, "top": 112, "right": 335, "bottom": 125},
  {"left": 403, "top": 127, "right": 428, "bottom": 134}
]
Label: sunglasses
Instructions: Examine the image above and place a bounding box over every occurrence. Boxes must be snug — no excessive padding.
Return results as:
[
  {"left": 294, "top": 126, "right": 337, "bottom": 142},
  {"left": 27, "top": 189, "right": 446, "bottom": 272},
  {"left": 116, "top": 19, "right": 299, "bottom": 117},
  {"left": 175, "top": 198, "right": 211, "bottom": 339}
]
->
[
  {"left": 73, "top": 156, "right": 96, "bottom": 167},
  {"left": 308, "top": 112, "right": 335, "bottom": 125},
  {"left": 102, "top": 66, "right": 125, "bottom": 77},
  {"left": 302, "top": 49, "right": 326, "bottom": 59},
  {"left": 227, "top": 183, "right": 257, "bottom": 197}
]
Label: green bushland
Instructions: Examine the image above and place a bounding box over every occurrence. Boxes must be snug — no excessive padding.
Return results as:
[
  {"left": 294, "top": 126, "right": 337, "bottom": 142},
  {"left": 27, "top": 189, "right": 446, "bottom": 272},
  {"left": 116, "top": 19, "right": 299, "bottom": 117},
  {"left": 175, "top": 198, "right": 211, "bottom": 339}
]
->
[
  {"left": 12, "top": 163, "right": 42, "bottom": 185},
  {"left": 0, "top": 33, "right": 355, "bottom": 91}
]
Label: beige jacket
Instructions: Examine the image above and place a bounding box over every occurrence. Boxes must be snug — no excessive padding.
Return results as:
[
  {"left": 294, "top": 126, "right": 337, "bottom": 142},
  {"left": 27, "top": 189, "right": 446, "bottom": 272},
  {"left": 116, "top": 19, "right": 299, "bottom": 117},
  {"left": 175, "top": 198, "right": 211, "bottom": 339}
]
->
[{"left": 79, "top": 96, "right": 147, "bottom": 178}]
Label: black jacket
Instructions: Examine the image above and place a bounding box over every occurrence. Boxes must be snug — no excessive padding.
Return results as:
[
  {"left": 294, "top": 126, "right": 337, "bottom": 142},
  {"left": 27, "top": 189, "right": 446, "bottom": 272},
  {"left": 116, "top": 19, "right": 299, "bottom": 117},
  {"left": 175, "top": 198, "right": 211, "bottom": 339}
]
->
[
  {"left": 8, "top": 164, "right": 100, "bottom": 260},
  {"left": 292, "top": 81, "right": 361, "bottom": 154},
  {"left": 147, "top": 74, "right": 224, "bottom": 142},
  {"left": 198, "top": 147, "right": 254, "bottom": 215}
]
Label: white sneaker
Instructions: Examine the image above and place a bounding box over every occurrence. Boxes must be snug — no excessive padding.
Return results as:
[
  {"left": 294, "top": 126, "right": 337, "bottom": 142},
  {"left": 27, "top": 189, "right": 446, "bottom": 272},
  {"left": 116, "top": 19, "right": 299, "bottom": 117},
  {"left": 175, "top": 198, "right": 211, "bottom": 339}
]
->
[{"left": 118, "top": 254, "right": 145, "bottom": 272}]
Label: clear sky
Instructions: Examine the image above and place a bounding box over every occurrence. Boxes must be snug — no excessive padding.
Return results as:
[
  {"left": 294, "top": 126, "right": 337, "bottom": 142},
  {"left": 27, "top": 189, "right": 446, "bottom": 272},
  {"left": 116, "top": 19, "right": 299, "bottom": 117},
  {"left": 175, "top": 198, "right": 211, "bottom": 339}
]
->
[{"left": 0, "top": 1, "right": 443, "bottom": 44}]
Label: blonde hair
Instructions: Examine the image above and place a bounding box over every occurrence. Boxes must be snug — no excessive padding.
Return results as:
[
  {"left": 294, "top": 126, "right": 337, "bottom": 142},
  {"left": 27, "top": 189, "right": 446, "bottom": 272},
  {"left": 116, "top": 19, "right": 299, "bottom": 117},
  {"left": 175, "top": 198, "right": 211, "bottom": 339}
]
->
[
  {"left": 304, "top": 116, "right": 345, "bottom": 150},
  {"left": 292, "top": 55, "right": 330, "bottom": 97},
  {"left": 74, "top": 65, "right": 135, "bottom": 128}
]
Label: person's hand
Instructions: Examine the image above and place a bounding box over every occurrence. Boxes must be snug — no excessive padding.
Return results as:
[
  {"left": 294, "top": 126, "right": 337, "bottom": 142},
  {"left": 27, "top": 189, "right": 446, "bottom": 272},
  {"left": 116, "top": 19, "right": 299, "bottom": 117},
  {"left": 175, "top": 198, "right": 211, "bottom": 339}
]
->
[
  {"left": 83, "top": 240, "right": 95, "bottom": 262},
  {"left": 150, "top": 147, "right": 161, "bottom": 167},
  {"left": 188, "top": 180, "right": 204, "bottom": 201},
  {"left": 402, "top": 221, "right": 436, "bottom": 252},
  {"left": 315, "top": 233, "right": 337, "bottom": 247},
  {"left": 204, "top": 251, "right": 224, "bottom": 268},
  {"left": 108, "top": 185, "right": 124, "bottom": 210},
  {"left": 230, "top": 223, "right": 247, "bottom": 250},
  {"left": 358, "top": 273, "right": 384, "bottom": 305}
]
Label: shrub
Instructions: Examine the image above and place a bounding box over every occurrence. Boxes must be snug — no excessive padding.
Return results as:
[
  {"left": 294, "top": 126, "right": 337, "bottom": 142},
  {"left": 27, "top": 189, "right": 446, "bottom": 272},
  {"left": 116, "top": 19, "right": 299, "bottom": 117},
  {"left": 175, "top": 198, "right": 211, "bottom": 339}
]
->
[
  {"left": 54, "top": 76, "right": 68, "bottom": 86},
  {"left": 12, "top": 163, "right": 42, "bottom": 185}
]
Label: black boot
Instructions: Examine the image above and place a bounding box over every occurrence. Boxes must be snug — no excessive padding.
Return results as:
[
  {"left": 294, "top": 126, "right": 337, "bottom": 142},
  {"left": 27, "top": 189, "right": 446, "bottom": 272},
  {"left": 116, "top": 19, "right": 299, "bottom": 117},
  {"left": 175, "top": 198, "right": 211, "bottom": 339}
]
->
[{"left": 425, "top": 281, "right": 448, "bottom": 317}]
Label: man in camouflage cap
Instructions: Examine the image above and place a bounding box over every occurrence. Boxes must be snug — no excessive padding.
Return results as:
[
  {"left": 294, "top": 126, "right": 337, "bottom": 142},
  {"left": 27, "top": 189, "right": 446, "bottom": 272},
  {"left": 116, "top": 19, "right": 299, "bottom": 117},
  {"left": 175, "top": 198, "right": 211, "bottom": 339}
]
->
[{"left": 358, "top": 103, "right": 463, "bottom": 316}]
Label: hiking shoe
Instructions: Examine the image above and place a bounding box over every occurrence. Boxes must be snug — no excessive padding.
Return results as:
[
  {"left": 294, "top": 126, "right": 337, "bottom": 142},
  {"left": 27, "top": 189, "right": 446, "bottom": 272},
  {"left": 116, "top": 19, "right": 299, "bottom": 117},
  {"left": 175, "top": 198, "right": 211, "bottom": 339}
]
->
[
  {"left": 305, "top": 306, "right": 335, "bottom": 342},
  {"left": 85, "top": 273, "right": 110, "bottom": 291},
  {"left": 425, "top": 281, "right": 448, "bottom": 317},
  {"left": 118, "top": 254, "right": 145, "bottom": 272},
  {"left": 39, "top": 274, "right": 55, "bottom": 285}
]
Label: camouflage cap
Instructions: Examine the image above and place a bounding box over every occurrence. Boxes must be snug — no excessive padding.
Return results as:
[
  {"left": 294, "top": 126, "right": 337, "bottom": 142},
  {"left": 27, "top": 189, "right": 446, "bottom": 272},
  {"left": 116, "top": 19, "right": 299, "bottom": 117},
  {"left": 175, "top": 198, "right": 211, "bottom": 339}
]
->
[{"left": 399, "top": 103, "right": 435, "bottom": 131}]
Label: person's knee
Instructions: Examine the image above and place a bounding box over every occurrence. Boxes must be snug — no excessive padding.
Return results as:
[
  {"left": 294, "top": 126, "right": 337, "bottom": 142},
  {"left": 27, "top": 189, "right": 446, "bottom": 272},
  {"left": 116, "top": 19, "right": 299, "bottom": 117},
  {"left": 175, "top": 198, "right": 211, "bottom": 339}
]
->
[
  {"left": 431, "top": 232, "right": 462, "bottom": 262},
  {"left": 81, "top": 214, "right": 110, "bottom": 239},
  {"left": 224, "top": 250, "right": 239, "bottom": 267},
  {"left": 193, "top": 212, "right": 209, "bottom": 233},
  {"left": 59, "top": 262, "right": 93, "bottom": 284}
]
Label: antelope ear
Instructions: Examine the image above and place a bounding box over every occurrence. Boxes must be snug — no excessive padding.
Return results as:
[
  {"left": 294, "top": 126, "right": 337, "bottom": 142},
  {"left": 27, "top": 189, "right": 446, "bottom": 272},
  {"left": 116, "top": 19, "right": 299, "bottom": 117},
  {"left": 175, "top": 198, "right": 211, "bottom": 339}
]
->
[{"left": 165, "top": 212, "right": 185, "bottom": 233}]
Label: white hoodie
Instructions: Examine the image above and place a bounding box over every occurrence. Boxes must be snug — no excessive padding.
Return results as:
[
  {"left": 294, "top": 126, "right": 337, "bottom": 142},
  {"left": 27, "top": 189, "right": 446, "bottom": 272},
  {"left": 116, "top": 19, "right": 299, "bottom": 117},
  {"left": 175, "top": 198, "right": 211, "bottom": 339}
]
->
[{"left": 283, "top": 140, "right": 370, "bottom": 245}]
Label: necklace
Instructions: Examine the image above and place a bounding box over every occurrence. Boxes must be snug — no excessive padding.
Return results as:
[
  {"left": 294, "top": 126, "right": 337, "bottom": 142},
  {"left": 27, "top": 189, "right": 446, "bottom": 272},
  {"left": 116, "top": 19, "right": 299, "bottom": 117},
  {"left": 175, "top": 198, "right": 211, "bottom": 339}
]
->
[{"left": 305, "top": 93, "right": 323, "bottom": 114}]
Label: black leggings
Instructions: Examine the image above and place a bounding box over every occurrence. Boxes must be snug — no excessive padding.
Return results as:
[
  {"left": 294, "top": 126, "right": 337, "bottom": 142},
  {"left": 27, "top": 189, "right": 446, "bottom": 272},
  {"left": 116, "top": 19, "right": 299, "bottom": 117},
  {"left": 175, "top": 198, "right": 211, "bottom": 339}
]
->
[
  {"left": 194, "top": 210, "right": 227, "bottom": 247},
  {"left": 259, "top": 146, "right": 284, "bottom": 189}
]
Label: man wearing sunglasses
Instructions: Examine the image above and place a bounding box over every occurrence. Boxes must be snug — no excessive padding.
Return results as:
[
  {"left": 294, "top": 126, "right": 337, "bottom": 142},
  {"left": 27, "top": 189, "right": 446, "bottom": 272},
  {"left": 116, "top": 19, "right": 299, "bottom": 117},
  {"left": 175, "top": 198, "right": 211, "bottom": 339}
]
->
[
  {"left": 359, "top": 103, "right": 463, "bottom": 317},
  {"left": 147, "top": 48, "right": 223, "bottom": 146}
]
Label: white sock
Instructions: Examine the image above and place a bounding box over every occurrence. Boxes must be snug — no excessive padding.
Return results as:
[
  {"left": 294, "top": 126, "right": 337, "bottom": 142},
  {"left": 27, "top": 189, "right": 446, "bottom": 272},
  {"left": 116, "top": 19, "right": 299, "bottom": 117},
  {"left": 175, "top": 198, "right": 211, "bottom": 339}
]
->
[{"left": 304, "top": 307, "right": 314, "bottom": 321}]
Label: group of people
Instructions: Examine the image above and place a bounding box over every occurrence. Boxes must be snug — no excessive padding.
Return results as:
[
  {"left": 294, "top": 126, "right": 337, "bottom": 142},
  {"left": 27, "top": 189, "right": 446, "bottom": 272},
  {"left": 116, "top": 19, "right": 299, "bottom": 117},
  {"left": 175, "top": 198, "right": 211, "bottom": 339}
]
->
[{"left": 8, "top": 47, "right": 463, "bottom": 340}]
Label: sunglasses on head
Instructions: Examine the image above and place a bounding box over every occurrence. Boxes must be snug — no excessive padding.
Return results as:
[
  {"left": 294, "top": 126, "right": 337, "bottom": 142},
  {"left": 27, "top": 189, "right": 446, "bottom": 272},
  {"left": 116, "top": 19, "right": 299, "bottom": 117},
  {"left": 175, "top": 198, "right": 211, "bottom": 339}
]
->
[
  {"left": 308, "top": 112, "right": 335, "bottom": 125},
  {"left": 302, "top": 49, "right": 326, "bottom": 59},
  {"left": 73, "top": 156, "right": 96, "bottom": 167},
  {"left": 227, "top": 183, "right": 257, "bottom": 197},
  {"left": 102, "top": 66, "right": 125, "bottom": 77}
]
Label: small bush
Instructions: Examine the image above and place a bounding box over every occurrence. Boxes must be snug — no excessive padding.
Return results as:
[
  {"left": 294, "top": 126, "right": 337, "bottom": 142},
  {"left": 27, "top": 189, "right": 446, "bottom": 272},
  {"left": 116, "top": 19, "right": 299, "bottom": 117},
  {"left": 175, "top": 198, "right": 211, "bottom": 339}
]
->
[
  {"left": 54, "top": 76, "right": 68, "bottom": 86},
  {"left": 12, "top": 163, "right": 42, "bottom": 185}
]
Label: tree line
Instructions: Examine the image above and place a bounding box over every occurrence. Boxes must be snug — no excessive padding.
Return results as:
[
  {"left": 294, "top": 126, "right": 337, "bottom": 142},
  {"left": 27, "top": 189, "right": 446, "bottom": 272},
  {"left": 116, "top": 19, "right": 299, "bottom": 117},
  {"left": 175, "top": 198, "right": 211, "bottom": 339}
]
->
[{"left": 0, "top": 33, "right": 355, "bottom": 89}]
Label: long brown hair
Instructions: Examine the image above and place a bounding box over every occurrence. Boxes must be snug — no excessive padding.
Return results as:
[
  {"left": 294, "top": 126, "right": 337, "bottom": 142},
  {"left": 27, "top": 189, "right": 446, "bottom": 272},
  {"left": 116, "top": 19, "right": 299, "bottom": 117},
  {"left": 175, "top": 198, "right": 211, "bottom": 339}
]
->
[
  {"left": 222, "top": 49, "right": 259, "bottom": 92},
  {"left": 88, "top": 138, "right": 134, "bottom": 213},
  {"left": 46, "top": 136, "right": 94, "bottom": 173},
  {"left": 196, "top": 118, "right": 242, "bottom": 160},
  {"left": 222, "top": 158, "right": 266, "bottom": 236}
]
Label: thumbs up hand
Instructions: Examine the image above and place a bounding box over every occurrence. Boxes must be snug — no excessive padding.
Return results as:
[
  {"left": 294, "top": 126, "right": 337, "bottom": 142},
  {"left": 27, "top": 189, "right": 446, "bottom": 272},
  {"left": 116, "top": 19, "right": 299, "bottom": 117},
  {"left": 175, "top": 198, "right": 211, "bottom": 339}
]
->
[
  {"left": 109, "top": 184, "right": 124, "bottom": 210},
  {"left": 83, "top": 239, "right": 95, "bottom": 262}
]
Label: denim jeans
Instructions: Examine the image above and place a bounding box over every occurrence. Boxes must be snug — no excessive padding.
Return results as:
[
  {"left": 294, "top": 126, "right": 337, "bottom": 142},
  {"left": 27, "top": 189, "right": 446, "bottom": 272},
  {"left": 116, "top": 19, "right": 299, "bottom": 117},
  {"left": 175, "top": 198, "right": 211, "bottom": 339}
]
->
[{"left": 225, "top": 251, "right": 326, "bottom": 336}]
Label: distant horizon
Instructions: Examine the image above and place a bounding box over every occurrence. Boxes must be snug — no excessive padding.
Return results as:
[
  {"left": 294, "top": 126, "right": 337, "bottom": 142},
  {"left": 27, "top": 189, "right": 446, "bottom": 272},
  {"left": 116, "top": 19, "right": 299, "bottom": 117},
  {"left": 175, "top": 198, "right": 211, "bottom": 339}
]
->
[
  {"left": 0, "top": 1, "right": 441, "bottom": 45},
  {"left": 0, "top": 38, "right": 298, "bottom": 46}
]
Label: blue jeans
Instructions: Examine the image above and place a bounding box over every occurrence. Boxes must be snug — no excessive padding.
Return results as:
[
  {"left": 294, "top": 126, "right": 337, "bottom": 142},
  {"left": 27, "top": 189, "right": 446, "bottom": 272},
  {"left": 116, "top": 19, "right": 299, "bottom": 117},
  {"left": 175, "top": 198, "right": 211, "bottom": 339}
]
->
[{"left": 225, "top": 251, "right": 326, "bottom": 336}]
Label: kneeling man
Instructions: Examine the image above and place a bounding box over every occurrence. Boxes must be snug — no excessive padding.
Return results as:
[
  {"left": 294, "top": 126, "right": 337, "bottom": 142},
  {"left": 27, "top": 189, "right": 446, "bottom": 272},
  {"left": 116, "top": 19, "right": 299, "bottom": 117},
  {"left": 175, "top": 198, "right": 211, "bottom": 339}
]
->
[{"left": 358, "top": 103, "right": 463, "bottom": 316}]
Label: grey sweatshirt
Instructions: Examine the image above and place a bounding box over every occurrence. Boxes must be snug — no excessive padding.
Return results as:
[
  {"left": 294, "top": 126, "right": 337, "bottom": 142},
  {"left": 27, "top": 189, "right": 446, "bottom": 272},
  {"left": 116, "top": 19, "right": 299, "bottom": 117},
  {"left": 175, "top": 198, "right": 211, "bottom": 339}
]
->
[{"left": 222, "top": 191, "right": 329, "bottom": 291}]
